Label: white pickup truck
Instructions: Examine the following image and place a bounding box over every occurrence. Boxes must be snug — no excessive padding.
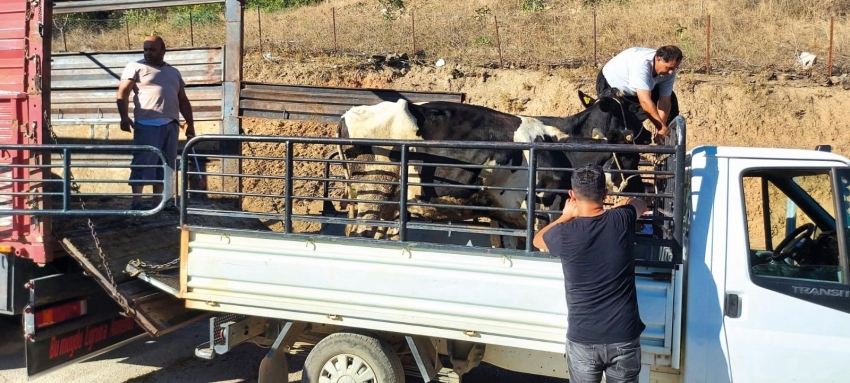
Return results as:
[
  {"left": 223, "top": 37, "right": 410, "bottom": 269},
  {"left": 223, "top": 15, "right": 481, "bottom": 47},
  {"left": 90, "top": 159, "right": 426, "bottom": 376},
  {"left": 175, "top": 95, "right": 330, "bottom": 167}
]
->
[{"left": 114, "top": 119, "right": 850, "bottom": 383}]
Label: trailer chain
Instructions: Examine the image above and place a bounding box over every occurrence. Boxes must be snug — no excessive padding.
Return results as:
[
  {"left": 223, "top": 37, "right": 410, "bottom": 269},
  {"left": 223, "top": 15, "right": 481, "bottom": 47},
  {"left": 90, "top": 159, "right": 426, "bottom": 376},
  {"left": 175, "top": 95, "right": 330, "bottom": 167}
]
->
[{"left": 128, "top": 258, "right": 179, "bottom": 274}]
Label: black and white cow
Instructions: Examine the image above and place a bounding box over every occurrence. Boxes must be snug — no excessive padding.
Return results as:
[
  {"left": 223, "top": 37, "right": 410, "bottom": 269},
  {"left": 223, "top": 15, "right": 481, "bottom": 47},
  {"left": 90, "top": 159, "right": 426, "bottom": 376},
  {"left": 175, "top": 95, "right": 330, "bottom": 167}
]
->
[{"left": 336, "top": 91, "right": 639, "bottom": 244}]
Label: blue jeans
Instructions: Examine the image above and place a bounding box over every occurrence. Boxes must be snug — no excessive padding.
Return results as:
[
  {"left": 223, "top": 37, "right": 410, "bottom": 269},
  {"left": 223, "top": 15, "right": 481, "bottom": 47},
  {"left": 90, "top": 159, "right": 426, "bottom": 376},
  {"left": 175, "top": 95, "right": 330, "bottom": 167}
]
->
[
  {"left": 128, "top": 120, "right": 178, "bottom": 186},
  {"left": 567, "top": 338, "right": 642, "bottom": 383}
]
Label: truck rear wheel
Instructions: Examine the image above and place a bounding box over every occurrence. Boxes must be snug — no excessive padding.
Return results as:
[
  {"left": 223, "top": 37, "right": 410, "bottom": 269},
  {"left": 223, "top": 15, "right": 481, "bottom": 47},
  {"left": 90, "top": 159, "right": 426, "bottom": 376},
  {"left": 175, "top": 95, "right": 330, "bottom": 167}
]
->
[{"left": 301, "top": 332, "right": 404, "bottom": 383}]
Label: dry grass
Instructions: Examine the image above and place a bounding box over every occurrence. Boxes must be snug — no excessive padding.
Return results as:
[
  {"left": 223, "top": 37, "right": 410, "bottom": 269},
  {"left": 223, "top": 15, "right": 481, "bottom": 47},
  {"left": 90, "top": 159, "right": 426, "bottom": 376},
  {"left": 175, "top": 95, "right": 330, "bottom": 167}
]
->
[{"left": 54, "top": 0, "right": 850, "bottom": 74}]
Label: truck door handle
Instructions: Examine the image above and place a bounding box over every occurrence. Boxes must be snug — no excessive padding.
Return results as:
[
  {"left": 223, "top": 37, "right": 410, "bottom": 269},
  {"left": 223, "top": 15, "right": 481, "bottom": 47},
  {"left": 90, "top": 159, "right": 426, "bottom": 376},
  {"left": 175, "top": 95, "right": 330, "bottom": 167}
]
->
[{"left": 725, "top": 293, "right": 741, "bottom": 318}]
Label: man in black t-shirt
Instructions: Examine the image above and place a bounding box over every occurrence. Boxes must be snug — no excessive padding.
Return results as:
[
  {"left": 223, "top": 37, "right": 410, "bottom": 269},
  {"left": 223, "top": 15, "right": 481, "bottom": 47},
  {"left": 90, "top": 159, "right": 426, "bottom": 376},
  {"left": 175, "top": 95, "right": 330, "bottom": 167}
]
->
[{"left": 533, "top": 164, "right": 648, "bottom": 383}]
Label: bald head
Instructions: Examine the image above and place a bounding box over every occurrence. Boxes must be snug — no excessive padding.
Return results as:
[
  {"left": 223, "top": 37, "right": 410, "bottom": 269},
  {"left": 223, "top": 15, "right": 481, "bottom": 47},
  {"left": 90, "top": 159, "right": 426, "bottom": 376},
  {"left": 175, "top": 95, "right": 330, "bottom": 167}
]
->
[
  {"left": 143, "top": 36, "right": 166, "bottom": 66},
  {"left": 144, "top": 36, "right": 166, "bottom": 50}
]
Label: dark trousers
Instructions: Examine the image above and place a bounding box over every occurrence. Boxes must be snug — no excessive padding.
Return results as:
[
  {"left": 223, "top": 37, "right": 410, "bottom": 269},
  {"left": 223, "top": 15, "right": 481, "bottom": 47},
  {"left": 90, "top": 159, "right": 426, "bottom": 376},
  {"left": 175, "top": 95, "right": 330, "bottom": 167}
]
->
[
  {"left": 567, "top": 338, "right": 642, "bottom": 383},
  {"left": 595, "top": 70, "right": 680, "bottom": 128}
]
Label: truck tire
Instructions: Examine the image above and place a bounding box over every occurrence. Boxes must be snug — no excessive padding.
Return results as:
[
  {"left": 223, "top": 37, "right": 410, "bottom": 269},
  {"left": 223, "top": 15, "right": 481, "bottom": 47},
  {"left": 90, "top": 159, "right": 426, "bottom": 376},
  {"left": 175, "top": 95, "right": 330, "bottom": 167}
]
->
[{"left": 301, "top": 332, "right": 404, "bottom": 383}]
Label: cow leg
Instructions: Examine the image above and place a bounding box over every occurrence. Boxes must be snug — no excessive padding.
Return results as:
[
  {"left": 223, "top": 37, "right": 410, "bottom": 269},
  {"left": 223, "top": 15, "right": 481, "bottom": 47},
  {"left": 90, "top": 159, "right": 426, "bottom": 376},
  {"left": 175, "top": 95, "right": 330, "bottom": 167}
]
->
[{"left": 342, "top": 148, "right": 400, "bottom": 239}]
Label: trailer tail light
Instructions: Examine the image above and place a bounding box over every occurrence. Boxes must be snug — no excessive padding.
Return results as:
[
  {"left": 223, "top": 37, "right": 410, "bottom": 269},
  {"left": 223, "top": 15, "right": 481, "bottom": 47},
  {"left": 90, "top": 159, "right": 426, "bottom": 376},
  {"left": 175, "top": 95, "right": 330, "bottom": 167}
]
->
[{"left": 34, "top": 300, "right": 88, "bottom": 329}]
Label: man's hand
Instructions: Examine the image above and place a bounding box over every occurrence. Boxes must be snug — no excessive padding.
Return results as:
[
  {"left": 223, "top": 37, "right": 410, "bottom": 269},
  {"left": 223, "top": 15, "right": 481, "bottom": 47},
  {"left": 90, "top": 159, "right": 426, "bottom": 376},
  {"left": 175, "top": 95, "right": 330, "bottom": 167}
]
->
[
  {"left": 120, "top": 117, "right": 134, "bottom": 132},
  {"left": 653, "top": 124, "right": 668, "bottom": 145},
  {"left": 183, "top": 122, "right": 196, "bottom": 140},
  {"left": 559, "top": 198, "right": 579, "bottom": 222}
]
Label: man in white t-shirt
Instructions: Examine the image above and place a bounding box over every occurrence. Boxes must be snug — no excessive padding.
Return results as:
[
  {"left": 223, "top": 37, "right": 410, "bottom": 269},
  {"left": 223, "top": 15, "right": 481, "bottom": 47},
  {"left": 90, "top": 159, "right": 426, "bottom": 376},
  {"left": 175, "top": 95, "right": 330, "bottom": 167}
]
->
[
  {"left": 117, "top": 36, "right": 195, "bottom": 210},
  {"left": 596, "top": 46, "right": 682, "bottom": 144}
]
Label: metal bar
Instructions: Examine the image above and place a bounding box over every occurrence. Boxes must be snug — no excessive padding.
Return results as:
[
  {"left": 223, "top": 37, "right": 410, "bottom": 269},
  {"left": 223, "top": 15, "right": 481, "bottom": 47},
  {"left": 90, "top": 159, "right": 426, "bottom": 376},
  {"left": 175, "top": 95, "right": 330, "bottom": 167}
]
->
[
  {"left": 829, "top": 17, "right": 835, "bottom": 78},
  {"left": 62, "top": 149, "right": 70, "bottom": 212},
  {"left": 332, "top": 8, "right": 338, "bottom": 52},
  {"left": 222, "top": 0, "right": 244, "bottom": 199},
  {"left": 189, "top": 135, "right": 676, "bottom": 153},
  {"left": 411, "top": 11, "right": 416, "bottom": 54},
  {"left": 526, "top": 148, "right": 537, "bottom": 251},
  {"left": 593, "top": 7, "right": 598, "bottom": 67},
  {"left": 190, "top": 12, "right": 194, "bottom": 47},
  {"left": 399, "top": 145, "right": 409, "bottom": 242},
  {"left": 406, "top": 201, "right": 528, "bottom": 214},
  {"left": 284, "top": 141, "right": 293, "bottom": 234},
  {"left": 494, "top": 16, "right": 503, "bottom": 68},
  {"left": 257, "top": 6, "right": 263, "bottom": 53},
  {"left": 705, "top": 15, "right": 711, "bottom": 75},
  {"left": 53, "top": 0, "right": 226, "bottom": 14},
  {"left": 672, "top": 117, "right": 686, "bottom": 263}
]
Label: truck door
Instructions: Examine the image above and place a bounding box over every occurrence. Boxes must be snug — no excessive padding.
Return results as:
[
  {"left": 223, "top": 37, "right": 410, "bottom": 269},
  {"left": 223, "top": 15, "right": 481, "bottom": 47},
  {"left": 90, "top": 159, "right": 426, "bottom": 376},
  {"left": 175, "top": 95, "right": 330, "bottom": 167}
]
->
[{"left": 722, "top": 163, "right": 850, "bottom": 382}]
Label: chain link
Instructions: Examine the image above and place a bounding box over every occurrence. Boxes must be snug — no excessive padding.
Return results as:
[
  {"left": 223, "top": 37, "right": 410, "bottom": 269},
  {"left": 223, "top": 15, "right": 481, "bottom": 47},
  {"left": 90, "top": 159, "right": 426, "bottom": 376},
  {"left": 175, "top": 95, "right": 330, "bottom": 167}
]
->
[{"left": 129, "top": 258, "right": 180, "bottom": 274}]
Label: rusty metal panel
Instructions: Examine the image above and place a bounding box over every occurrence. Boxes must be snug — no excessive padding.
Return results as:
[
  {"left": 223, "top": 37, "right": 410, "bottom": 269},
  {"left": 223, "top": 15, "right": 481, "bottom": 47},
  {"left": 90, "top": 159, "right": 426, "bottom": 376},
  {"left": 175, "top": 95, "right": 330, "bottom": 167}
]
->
[
  {"left": 51, "top": 85, "right": 223, "bottom": 124},
  {"left": 51, "top": 47, "right": 223, "bottom": 89},
  {"left": 53, "top": 0, "right": 225, "bottom": 14},
  {"left": 239, "top": 82, "right": 465, "bottom": 122},
  {"left": 0, "top": 1, "right": 26, "bottom": 41}
]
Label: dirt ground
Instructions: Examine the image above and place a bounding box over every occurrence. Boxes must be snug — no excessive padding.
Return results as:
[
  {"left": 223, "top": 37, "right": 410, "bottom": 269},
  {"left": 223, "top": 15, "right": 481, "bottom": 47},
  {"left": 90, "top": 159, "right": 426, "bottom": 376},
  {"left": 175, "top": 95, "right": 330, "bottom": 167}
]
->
[{"left": 236, "top": 53, "right": 850, "bottom": 238}]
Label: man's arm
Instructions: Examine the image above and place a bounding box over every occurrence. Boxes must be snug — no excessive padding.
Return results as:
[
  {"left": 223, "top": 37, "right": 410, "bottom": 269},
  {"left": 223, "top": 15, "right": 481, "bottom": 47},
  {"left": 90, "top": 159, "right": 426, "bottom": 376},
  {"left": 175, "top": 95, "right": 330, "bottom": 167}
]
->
[
  {"left": 636, "top": 89, "right": 666, "bottom": 133},
  {"left": 616, "top": 197, "right": 647, "bottom": 217},
  {"left": 116, "top": 79, "right": 135, "bottom": 132},
  {"left": 533, "top": 198, "right": 578, "bottom": 251},
  {"left": 177, "top": 86, "right": 195, "bottom": 139}
]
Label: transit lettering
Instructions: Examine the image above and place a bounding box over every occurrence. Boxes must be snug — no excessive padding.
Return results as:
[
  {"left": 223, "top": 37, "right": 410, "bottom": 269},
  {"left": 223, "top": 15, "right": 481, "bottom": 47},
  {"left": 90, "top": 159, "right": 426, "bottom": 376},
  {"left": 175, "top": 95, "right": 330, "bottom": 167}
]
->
[{"left": 792, "top": 286, "right": 850, "bottom": 298}]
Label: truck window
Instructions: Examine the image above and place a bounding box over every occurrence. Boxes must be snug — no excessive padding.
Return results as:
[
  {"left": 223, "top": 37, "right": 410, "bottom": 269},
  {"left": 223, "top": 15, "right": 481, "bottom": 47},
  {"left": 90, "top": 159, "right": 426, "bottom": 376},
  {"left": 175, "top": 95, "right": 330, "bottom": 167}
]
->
[{"left": 742, "top": 171, "right": 843, "bottom": 284}]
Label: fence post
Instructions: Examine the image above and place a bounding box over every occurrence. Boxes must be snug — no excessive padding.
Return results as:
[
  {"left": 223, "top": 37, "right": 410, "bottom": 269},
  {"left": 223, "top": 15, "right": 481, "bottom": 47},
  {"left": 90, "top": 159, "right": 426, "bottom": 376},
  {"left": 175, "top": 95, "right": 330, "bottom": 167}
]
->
[
  {"left": 706, "top": 15, "right": 711, "bottom": 75},
  {"left": 125, "top": 19, "right": 131, "bottom": 50},
  {"left": 829, "top": 16, "right": 834, "bottom": 78},
  {"left": 411, "top": 10, "right": 416, "bottom": 54},
  {"left": 189, "top": 12, "right": 194, "bottom": 47},
  {"left": 62, "top": 29, "right": 68, "bottom": 52},
  {"left": 593, "top": 7, "right": 598, "bottom": 66},
  {"left": 258, "top": 5, "right": 263, "bottom": 53},
  {"left": 333, "top": 8, "right": 338, "bottom": 52},
  {"left": 494, "top": 15, "right": 504, "bottom": 68}
]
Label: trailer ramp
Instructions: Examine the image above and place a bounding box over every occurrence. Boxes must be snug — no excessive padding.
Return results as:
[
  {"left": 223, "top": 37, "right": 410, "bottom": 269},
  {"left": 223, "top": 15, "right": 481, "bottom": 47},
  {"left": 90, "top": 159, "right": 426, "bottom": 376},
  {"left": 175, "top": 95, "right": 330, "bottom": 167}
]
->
[{"left": 56, "top": 210, "right": 208, "bottom": 336}]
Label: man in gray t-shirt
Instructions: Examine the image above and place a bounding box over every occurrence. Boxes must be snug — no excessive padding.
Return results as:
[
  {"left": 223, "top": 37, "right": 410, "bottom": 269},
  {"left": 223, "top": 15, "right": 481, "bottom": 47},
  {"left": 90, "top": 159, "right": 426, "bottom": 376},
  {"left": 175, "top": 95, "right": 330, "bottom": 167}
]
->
[
  {"left": 597, "top": 46, "right": 682, "bottom": 144},
  {"left": 117, "top": 36, "right": 195, "bottom": 210}
]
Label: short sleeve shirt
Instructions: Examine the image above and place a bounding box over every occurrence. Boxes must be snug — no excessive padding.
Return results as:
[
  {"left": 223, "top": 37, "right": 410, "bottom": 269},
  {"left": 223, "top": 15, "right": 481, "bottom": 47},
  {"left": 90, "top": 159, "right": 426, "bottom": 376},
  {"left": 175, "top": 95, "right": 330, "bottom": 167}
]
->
[
  {"left": 602, "top": 47, "right": 676, "bottom": 97},
  {"left": 543, "top": 205, "right": 646, "bottom": 344},
  {"left": 121, "top": 60, "right": 185, "bottom": 122}
]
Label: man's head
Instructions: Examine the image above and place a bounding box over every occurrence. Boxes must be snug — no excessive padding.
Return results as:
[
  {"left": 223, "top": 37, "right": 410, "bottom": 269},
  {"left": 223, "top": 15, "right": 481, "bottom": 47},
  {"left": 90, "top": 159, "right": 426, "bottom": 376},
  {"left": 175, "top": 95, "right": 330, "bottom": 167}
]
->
[
  {"left": 143, "top": 36, "right": 166, "bottom": 66},
  {"left": 653, "top": 45, "right": 683, "bottom": 77},
  {"left": 569, "top": 164, "right": 607, "bottom": 203}
]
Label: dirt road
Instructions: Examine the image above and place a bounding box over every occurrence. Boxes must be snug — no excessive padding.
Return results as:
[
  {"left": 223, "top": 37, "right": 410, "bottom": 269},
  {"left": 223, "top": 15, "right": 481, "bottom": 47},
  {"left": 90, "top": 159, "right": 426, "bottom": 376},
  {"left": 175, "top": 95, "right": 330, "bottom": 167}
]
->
[{"left": 0, "top": 318, "right": 566, "bottom": 383}]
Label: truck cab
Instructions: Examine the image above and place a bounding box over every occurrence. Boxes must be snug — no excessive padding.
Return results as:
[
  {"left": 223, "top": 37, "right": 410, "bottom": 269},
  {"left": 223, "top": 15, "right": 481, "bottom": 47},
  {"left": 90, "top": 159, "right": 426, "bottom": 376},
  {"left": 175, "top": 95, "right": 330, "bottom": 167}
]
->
[{"left": 684, "top": 146, "right": 850, "bottom": 383}]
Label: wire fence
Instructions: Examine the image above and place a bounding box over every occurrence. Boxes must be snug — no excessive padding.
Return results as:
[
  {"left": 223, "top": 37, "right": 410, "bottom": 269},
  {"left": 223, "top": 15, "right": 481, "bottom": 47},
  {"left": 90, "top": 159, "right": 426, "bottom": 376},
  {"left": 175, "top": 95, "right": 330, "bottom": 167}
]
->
[{"left": 52, "top": 4, "right": 850, "bottom": 76}]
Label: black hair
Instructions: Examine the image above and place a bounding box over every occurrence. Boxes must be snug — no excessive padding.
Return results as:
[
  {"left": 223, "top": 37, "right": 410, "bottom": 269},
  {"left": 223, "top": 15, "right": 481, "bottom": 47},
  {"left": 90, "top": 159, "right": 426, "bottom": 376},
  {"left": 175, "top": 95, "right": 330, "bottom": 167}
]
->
[
  {"left": 656, "top": 45, "right": 683, "bottom": 63},
  {"left": 571, "top": 164, "right": 606, "bottom": 202}
]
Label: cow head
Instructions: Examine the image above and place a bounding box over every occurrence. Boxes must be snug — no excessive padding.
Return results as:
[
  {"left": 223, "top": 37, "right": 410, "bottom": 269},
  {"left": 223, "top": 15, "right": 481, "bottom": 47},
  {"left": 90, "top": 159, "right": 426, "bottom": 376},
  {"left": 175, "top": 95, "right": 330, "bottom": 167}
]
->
[{"left": 577, "top": 89, "right": 649, "bottom": 145}]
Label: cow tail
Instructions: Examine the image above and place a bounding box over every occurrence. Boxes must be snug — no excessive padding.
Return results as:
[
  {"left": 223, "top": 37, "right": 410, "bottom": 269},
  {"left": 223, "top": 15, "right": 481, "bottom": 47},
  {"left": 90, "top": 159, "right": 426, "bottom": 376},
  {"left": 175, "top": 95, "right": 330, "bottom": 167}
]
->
[{"left": 337, "top": 118, "right": 355, "bottom": 218}]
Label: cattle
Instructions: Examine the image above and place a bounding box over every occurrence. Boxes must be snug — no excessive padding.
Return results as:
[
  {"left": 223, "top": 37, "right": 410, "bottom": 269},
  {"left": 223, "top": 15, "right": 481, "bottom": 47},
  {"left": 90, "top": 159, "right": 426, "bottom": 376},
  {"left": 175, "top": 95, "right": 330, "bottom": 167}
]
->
[{"left": 336, "top": 91, "right": 639, "bottom": 246}]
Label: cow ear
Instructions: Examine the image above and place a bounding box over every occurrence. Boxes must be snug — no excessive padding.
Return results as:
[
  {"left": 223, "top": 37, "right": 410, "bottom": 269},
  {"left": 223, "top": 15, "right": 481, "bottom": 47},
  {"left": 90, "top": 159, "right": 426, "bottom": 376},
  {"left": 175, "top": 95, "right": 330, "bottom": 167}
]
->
[
  {"left": 591, "top": 127, "right": 607, "bottom": 141},
  {"left": 578, "top": 90, "right": 596, "bottom": 108}
]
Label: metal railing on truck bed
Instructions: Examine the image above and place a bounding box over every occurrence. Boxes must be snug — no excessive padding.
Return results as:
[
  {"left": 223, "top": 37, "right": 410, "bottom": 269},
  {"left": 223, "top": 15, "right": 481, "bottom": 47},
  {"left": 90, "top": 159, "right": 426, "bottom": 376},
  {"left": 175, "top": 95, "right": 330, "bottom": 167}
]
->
[{"left": 178, "top": 117, "right": 686, "bottom": 267}]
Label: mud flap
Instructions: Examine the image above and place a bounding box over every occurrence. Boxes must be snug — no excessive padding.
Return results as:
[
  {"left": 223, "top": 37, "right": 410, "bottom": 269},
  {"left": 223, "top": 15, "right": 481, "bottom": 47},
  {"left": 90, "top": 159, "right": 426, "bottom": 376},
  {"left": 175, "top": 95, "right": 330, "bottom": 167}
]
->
[
  {"left": 58, "top": 217, "right": 209, "bottom": 337},
  {"left": 23, "top": 272, "right": 147, "bottom": 377}
]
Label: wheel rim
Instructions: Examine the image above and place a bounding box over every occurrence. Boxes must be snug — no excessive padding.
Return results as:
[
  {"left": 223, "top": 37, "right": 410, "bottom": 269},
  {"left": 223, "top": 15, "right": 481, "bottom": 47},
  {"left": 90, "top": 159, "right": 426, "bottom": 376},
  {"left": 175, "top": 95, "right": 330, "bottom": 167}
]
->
[{"left": 319, "top": 353, "right": 377, "bottom": 383}]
